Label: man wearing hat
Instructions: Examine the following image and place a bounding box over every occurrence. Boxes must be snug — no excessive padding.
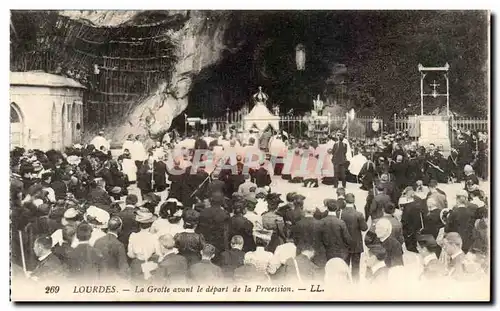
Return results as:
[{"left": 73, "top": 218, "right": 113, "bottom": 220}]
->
[
  {"left": 445, "top": 190, "right": 479, "bottom": 253},
  {"left": 51, "top": 207, "right": 82, "bottom": 248}
]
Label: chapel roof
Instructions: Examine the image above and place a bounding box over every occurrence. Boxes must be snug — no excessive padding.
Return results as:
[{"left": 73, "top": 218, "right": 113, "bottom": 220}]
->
[{"left": 10, "top": 71, "right": 86, "bottom": 89}]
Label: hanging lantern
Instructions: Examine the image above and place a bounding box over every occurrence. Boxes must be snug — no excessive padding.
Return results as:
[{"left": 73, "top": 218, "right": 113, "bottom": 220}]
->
[{"left": 295, "top": 44, "right": 306, "bottom": 71}]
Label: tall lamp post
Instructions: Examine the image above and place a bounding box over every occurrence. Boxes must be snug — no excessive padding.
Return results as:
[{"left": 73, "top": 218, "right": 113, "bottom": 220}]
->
[{"left": 418, "top": 63, "right": 450, "bottom": 116}]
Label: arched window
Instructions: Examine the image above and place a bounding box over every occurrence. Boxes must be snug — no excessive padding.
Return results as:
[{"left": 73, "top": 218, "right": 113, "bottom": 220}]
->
[
  {"left": 10, "top": 103, "right": 23, "bottom": 149},
  {"left": 10, "top": 103, "right": 22, "bottom": 123}
]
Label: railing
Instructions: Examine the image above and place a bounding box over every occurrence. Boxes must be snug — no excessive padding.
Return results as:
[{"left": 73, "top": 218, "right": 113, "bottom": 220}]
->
[{"left": 452, "top": 117, "right": 488, "bottom": 132}]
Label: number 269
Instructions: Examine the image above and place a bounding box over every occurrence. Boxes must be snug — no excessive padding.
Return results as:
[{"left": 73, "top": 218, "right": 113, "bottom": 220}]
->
[{"left": 45, "top": 286, "right": 60, "bottom": 294}]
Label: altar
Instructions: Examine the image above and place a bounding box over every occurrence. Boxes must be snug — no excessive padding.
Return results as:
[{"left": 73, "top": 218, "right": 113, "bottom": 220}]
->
[
  {"left": 243, "top": 87, "right": 280, "bottom": 132},
  {"left": 418, "top": 115, "right": 451, "bottom": 154}
]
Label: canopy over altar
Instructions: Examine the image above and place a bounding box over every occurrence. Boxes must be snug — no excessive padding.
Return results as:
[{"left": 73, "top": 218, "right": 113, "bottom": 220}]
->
[{"left": 243, "top": 87, "right": 280, "bottom": 131}]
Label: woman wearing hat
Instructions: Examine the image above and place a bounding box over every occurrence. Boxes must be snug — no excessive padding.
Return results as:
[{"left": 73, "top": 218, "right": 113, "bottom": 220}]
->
[
  {"left": 150, "top": 199, "right": 184, "bottom": 237},
  {"left": 261, "top": 193, "right": 286, "bottom": 253},
  {"left": 128, "top": 210, "right": 161, "bottom": 281}
]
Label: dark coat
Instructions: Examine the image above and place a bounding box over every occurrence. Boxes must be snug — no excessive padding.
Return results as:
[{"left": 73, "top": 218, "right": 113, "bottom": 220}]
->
[
  {"left": 197, "top": 207, "right": 230, "bottom": 254},
  {"left": 292, "top": 217, "right": 327, "bottom": 267},
  {"left": 189, "top": 259, "right": 224, "bottom": 284},
  {"left": 153, "top": 160, "right": 168, "bottom": 192},
  {"left": 283, "top": 254, "right": 322, "bottom": 282},
  {"left": 218, "top": 248, "right": 246, "bottom": 279},
  {"left": 390, "top": 162, "right": 408, "bottom": 188},
  {"left": 339, "top": 207, "right": 368, "bottom": 253},
  {"left": 228, "top": 215, "right": 256, "bottom": 252},
  {"left": 319, "top": 215, "right": 352, "bottom": 262},
  {"left": 87, "top": 187, "right": 112, "bottom": 208},
  {"left": 50, "top": 180, "right": 68, "bottom": 200},
  {"left": 137, "top": 161, "right": 154, "bottom": 192},
  {"left": 401, "top": 199, "right": 425, "bottom": 252},
  {"left": 182, "top": 167, "right": 209, "bottom": 207},
  {"left": 31, "top": 253, "right": 66, "bottom": 282},
  {"left": 67, "top": 243, "right": 104, "bottom": 280},
  {"left": 167, "top": 168, "right": 185, "bottom": 202},
  {"left": 381, "top": 236, "right": 404, "bottom": 268},
  {"left": 153, "top": 253, "right": 188, "bottom": 284},
  {"left": 445, "top": 205, "right": 479, "bottom": 252},
  {"left": 93, "top": 233, "right": 129, "bottom": 279},
  {"left": 331, "top": 141, "right": 348, "bottom": 165},
  {"left": 422, "top": 208, "right": 444, "bottom": 239},
  {"left": 117, "top": 206, "right": 139, "bottom": 250},
  {"left": 254, "top": 167, "right": 272, "bottom": 188},
  {"left": 370, "top": 193, "right": 391, "bottom": 220},
  {"left": 174, "top": 231, "right": 205, "bottom": 267},
  {"left": 52, "top": 242, "right": 73, "bottom": 271}
]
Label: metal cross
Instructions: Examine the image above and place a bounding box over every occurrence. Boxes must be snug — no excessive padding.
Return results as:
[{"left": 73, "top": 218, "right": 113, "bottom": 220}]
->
[{"left": 430, "top": 80, "right": 440, "bottom": 98}]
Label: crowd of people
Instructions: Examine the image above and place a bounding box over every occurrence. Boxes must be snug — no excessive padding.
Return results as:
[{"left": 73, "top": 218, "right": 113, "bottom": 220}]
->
[{"left": 10, "top": 125, "right": 489, "bottom": 291}]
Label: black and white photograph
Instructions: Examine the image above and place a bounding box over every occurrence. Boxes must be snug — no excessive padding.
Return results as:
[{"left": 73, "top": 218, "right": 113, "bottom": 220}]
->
[{"left": 8, "top": 9, "right": 490, "bottom": 301}]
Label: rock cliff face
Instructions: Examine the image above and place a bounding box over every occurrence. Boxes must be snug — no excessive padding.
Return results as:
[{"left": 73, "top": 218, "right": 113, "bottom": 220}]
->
[{"left": 61, "top": 10, "right": 233, "bottom": 147}]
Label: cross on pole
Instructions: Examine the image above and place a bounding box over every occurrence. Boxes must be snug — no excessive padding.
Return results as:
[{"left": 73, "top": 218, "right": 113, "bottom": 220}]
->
[{"left": 430, "top": 80, "right": 440, "bottom": 98}]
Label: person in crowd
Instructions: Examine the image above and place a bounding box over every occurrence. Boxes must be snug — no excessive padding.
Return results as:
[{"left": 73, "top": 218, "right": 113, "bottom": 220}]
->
[
  {"left": 374, "top": 218, "right": 404, "bottom": 268},
  {"left": 261, "top": 193, "right": 286, "bottom": 253},
  {"left": 243, "top": 195, "right": 262, "bottom": 232},
  {"left": 52, "top": 225, "right": 76, "bottom": 270},
  {"left": 228, "top": 204, "right": 256, "bottom": 253},
  {"left": 338, "top": 193, "right": 367, "bottom": 282},
  {"left": 238, "top": 173, "right": 257, "bottom": 196},
  {"left": 218, "top": 235, "right": 246, "bottom": 279},
  {"left": 282, "top": 244, "right": 322, "bottom": 283},
  {"left": 67, "top": 223, "right": 104, "bottom": 280},
  {"left": 87, "top": 178, "right": 112, "bottom": 209},
  {"left": 292, "top": 205, "right": 327, "bottom": 268},
  {"left": 470, "top": 206, "right": 488, "bottom": 257},
  {"left": 367, "top": 183, "right": 391, "bottom": 222},
  {"left": 445, "top": 190, "right": 479, "bottom": 253},
  {"left": 426, "top": 179, "right": 448, "bottom": 210},
  {"left": 400, "top": 187, "right": 425, "bottom": 252},
  {"left": 189, "top": 244, "right": 224, "bottom": 284},
  {"left": 93, "top": 216, "right": 129, "bottom": 280},
  {"left": 234, "top": 251, "right": 272, "bottom": 284},
  {"left": 117, "top": 194, "right": 139, "bottom": 251},
  {"left": 416, "top": 234, "right": 446, "bottom": 281},
  {"left": 365, "top": 244, "right": 389, "bottom": 284},
  {"left": 196, "top": 181, "right": 230, "bottom": 256},
  {"left": 151, "top": 198, "right": 184, "bottom": 237},
  {"left": 324, "top": 257, "right": 351, "bottom": 285},
  {"left": 175, "top": 209, "right": 205, "bottom": 267},
  {"left": 422, "top": 197, "right": 444, "bottom": 242},
  {"left": 152, "top": 234, "right": 188, "bottom": 285},
  {"left": 127, "top": 210, "right": 161, "bottom": 281},
  {"left": 442, "top": 232, "right": 466, "bottom": 280},
  {"left": 28, "top": 235, "right": 66, "bottom": 282},
  {"left": 331, "top": 132, "right": 349, "bottom": 189}
]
